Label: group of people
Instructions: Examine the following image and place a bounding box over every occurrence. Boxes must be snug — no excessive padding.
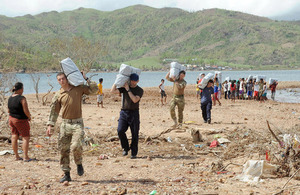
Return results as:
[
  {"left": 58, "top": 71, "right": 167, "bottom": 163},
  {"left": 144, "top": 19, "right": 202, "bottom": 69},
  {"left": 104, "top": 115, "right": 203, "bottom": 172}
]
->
[
  {"left": 8, "top": 71, "right": 143, "bottom": 183},
  {"left": 7, "top": 69, "right": 278, "bottom": 184},
  {"left": 222, "top": 78, "right": 278, "bottom": 102}
]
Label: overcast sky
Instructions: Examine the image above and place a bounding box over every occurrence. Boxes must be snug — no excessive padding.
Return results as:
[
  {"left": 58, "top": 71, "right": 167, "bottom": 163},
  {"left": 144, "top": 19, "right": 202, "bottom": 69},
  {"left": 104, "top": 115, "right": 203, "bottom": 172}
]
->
[{"left": 1, "top": 0, "right": 300, "bottom": 20}]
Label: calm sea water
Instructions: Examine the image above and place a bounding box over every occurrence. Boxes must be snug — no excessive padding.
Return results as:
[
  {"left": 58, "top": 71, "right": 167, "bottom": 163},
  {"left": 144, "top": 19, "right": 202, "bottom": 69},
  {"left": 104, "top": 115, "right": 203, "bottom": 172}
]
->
[{"left": 2, "top": 70, "right": 300, "bottom": 95}]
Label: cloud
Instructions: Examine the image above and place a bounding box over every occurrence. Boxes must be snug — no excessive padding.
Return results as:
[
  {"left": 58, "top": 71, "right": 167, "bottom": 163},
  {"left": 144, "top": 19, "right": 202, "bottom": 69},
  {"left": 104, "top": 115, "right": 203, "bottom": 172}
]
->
[{"left": 0, "top": 0, "right": 299, "bottom": 19}]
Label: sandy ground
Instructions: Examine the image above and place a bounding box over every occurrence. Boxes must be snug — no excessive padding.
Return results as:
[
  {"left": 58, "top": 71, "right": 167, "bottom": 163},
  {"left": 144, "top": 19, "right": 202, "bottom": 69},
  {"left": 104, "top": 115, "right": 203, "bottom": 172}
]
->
[{"left": 0, "top": 81, "right": 300, "bottom": 194}]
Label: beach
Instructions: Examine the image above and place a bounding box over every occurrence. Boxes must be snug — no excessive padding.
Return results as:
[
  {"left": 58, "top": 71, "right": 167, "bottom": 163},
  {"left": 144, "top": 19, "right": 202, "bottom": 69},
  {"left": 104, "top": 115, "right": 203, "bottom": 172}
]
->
[{"left": 0, "top": 81, "right": 299, "bottom": 194}]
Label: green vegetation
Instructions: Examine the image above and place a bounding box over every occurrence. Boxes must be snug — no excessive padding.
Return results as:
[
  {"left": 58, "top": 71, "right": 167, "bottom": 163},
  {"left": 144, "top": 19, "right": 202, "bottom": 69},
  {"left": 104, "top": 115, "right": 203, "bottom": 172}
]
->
[{"left": 0, "top": 6, "right": 300, "bottom": 72}]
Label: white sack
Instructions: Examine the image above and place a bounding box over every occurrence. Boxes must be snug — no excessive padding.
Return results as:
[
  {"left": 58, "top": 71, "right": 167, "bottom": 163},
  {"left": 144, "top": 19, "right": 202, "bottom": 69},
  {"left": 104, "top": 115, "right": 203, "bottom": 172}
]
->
[
  {"left": 169, "top": 62, "right": 186, "bottom": 79},
  {"left": 114, "top": 64, "right": 141, "bottom": 88},
  {"left": 225, "top": 77, "right": 231, "bottom": 82},
  {"left": 114, "top": 74, "right": 130, "bottom": 88},
  {"left": 215, "top": 71, "right": 222, "bottom": 83},
  {"left": 246, "top": 75, "right": 253, "bottom": 82},
  {"left": 253, "top": 75, "right": 266, "bottom": 81},
  {"left": 236, "top": 160, "right": 277, "bottom": 183},
  {"left": 198, "top": 73, "right": 205, "bottom": 80},
  {"left": 60, "top": 57, "right": 85, "bottom": 86},
  {"left": 198, "top": 73, "right": 214, "bottom": 89},
  {"left": 119, "top": 64, "right": 141, "bottom": 76},
  {"left": 269, "top": 78, "right": 278, "bottom": 85}
]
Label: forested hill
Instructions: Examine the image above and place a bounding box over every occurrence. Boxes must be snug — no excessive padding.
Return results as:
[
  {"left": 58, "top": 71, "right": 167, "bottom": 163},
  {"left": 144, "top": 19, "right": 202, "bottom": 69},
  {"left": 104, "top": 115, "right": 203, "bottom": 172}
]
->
[{"left": 0, "top": 5, "right": 300, "bottom": 71}]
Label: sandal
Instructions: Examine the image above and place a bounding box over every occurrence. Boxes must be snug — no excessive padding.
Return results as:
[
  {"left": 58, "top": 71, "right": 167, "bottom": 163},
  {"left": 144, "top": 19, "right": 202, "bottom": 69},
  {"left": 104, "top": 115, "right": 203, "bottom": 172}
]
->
[
  {"left": 24, "top": 158, "right": 37, "bottom": 162},
  {"left": 16, "top": 157, "right": 23, "bottom": 161}
]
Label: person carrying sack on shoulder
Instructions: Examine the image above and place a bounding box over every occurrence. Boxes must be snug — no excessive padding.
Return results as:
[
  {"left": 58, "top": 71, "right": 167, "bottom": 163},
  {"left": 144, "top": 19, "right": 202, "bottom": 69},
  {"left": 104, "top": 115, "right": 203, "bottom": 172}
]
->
[
  {"left": 46, "top": 72, "right": 98, "bottom": 183},
  {"left": 166, "top": 70, "right": 187, "bottom": 128}
]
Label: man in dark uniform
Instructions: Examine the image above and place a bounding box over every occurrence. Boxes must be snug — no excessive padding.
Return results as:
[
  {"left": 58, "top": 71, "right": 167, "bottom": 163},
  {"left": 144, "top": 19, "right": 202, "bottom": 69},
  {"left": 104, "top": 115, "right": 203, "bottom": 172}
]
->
[{"left": 111, "top": 73, "right": 143, "bottom": 159}]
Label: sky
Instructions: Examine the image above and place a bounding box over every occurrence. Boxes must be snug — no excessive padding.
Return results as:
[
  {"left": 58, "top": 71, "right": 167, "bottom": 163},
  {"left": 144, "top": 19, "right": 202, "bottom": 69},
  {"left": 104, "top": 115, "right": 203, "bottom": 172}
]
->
[{"left": 1, "top": 0, "right": 300, "bottom": 20}]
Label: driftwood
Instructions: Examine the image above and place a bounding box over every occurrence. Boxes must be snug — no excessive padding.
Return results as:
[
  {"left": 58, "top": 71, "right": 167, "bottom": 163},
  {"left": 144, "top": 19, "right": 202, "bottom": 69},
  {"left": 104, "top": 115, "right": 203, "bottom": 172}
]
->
[
  {"left": 266, "top": 120, "right": 284, "bottom": 148},
  {"left": 0, "top": 136, "right": 11, "bottom": 142},
  {"left": 273, "top": 167, "right": 300, "bottom": 195}
]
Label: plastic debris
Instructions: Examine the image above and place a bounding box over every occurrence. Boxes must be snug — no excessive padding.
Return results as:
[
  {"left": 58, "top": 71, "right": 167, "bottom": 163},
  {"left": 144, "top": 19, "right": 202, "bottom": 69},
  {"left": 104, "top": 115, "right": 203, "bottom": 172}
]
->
[
  {"left": 209, "top": 140, "right": 219, "bottom": 148},
  {"left": 236, "top": 160, "right": 277, "bottom": 183}
]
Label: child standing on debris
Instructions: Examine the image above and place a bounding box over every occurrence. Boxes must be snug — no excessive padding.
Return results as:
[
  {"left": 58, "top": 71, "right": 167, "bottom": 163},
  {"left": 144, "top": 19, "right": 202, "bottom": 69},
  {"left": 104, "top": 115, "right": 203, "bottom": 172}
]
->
[{"left": 200, "top": 80, "right": 214, "bottom": 124}]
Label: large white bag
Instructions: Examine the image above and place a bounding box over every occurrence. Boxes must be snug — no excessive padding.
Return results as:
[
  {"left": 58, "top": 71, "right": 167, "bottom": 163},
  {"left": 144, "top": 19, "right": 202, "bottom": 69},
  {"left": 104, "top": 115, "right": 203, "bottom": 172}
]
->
[
  {"left": 215, "top": 71, "right": 222, "bottom": 83},
  {"left": 169, "top": 62, "right": 186, "bottom": 79},
  {"left": 198, "top": 73, "right": 214, "bottom": 89},
  {"left": 119, "top": 64, "right": 141, "bottom": 76},
  {"left": 60, "top": 57, "right": 85, "bottom": 86},
  {"left": 225, "top": 77, "right": 231, "bottom": 82},
  {"left": 269, "top": 78, "right": 278, "bottom": 85},
  {"left": 236, "top": 160, "right": 277, "bottom": 183},
  {"left": 114, "top": 64, "right": 141, "bottom": 88},
  {"left": 246, "top": 75, "right": 253, "bottom": 82},
  {"left": 253, "top": 75, "right": 266, "bottom": 81}
]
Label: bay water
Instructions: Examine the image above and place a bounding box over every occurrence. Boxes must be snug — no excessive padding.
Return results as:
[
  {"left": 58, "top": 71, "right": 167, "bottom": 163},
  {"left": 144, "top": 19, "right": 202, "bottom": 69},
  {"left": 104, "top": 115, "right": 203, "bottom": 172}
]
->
[{"left": 2, "top": 69, "right": 299, "bottom": 103}]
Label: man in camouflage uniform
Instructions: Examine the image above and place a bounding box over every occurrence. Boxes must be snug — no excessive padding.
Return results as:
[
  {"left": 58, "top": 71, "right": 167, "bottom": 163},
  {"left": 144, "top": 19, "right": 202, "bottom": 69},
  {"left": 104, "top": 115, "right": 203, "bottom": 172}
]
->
[
  {"left": 166, "top": 70, "right": 187, "bottom": 128},
  {"left": 46, "top": 72, "right": 97, "bottom": 183}
]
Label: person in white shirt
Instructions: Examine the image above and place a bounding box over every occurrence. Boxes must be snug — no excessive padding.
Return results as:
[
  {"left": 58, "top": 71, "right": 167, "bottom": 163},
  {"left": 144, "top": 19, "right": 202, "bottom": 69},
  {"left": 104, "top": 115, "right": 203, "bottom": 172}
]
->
[{"left": 159, "top": 79, "right": 167, "bottom": 105}]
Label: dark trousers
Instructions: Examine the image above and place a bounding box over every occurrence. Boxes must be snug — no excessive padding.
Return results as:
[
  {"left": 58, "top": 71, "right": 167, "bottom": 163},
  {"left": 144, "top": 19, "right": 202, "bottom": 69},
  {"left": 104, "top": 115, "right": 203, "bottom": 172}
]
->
[
  {"left": 224, "top": 91, "right": 228, "bottom": 99},
  {"left": 117, "top": 110, "right": 140, "bottom": 156},
  {"left": 201, "top": 101, "right": 212, "bottom": 121}
]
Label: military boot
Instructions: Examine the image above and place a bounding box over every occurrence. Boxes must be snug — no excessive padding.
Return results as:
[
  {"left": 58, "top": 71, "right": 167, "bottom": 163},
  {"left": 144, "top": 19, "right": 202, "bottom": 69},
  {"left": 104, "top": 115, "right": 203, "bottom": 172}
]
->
[{"left": 60, "top": 172, "right": 71, "bottom": 183}]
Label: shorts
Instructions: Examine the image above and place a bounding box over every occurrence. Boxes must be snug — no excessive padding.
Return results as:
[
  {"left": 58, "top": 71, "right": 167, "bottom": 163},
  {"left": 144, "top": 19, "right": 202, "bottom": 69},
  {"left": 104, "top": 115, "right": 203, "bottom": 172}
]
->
[
  {"left": 97, "top": 94, "right": 103, "bottom": 103},
  {"left": 247, "top": 91, "right": 253, "bottom": 97},
  {"left": 161, "top": 90, "right": 167, "bottom": 98},
  {"left": 254, "top": 91, "right": 258, "bottom": 97},
  {"left": 9, "top": 116, "right": 30, "bottom": 137},
  {"left": 239, "top": 90, "right": 244, "bottom": 95},
  {"left": 262, "top": 93, "right": 267, "bottom": 97},
  {"left": 213, "top": 92, "right": 219, "bottom": 100},
  {"left": 196, "top": 90, "right": 200, "bottom": 95}
]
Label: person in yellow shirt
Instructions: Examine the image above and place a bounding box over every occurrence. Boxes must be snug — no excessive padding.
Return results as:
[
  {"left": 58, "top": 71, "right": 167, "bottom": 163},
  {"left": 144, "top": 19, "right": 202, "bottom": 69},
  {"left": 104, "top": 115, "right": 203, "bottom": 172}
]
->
[{"left": 97, "top": 78, "right": 104, "bottom": 108}]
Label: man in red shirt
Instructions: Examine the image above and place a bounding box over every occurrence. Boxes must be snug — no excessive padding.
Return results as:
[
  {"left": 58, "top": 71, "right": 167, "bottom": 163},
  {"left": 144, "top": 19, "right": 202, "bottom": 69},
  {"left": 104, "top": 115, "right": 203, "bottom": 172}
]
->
[{"left": 269, "top": 81, "right": 278, "bottom": 100}]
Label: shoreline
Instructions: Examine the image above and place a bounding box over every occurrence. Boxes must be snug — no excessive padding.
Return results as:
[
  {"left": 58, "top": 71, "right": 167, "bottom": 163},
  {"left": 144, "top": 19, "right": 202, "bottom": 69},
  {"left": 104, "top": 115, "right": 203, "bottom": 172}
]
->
[
  {"left": 1, "top": 68, "right": 300, "bottom": 74},
  {"left": 19, "top": 81, "right": 300, "bottom": 96}
]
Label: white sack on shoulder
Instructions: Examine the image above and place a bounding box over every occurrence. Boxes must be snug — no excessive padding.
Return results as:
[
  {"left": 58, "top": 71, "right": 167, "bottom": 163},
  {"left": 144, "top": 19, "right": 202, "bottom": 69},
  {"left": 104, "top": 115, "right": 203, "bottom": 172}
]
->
[
  {"left": 115, "top": 64, "right": 141, "bottom": 88},
  {"left": 114, "top": 74, "right": 129, "bottom": 88},
  {"left": 269, "top": 78, "right": 278, "bottom": 85},
  {"left": 119, "top": 64, "right": 141, "bottom": 76},
  {"left": 169, "top": 62, "right": 186, "bottom": 79},
  {"left": 60, "top": 57, "right": 85, "bottom": 86},
  {"left": 198, "top": 73, "right": 214, "bottom": 89},
  {"left": 246, "top": 75, "right": 253, "bottom": 82}
]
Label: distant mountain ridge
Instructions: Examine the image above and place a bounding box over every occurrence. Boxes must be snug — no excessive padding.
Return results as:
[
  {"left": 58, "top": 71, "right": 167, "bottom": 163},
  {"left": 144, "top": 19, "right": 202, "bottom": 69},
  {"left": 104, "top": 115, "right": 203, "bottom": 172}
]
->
[{"left": 0, "top": 5, "right": 300, "bottom": 71}]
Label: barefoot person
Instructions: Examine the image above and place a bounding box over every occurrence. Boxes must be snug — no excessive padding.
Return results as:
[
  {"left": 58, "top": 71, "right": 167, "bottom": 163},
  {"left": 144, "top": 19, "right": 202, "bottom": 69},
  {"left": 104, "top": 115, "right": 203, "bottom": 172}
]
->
[
  {"left": 97, "top": 78, "right": 104, "bottom": 108},
  {"left": 46, "top": 72, "right": 97, "bottom": 183},
  {"left": 159, "top": 79, "right": 167, "bottom": 105},
  {"left": 8, "top": 82, "right": 32, "bottom": 161},
  {"left": 111, "top": 73, "right": 144, "bottom": 159},
  {"left": 166, "top": 70, "right": 187, "bottom": 128}
]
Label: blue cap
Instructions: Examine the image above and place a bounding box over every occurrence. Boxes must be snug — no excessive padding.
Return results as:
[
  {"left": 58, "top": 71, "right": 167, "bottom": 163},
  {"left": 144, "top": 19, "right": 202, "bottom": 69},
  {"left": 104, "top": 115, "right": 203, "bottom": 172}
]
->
[{"left": 130, "top": 73, "right": 139, "bottom": 81}]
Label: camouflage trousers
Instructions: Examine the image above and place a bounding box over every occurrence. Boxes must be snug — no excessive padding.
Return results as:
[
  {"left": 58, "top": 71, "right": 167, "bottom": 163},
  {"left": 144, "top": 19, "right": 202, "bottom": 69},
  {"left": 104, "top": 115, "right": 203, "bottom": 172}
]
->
[
  {"left": 58, "top": 118, "right": 85, "bottom": 172},
  {"left": 170, "top": 95, "right": 185, "bottom": 124}
]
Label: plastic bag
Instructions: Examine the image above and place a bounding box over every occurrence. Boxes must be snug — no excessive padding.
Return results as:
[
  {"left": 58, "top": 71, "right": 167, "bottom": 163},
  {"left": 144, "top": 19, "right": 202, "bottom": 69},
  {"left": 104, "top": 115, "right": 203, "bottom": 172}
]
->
[
  {"left": 269, "top": 78, "right": 278, "bottom": 85},
  {"left": 60, "top": 57, "right": 85, "bottom": 86},
  {"left": 237, "top": 160, "right": 277, "bottom": 183},
  {"left": 169, "top": 62, "right": 186, "bottom": 79},
  {"left": 198, "top": 73, "right": 214, "bottom": 89},
  {"left": 114, "top": 64, "right": 141, "bottom": 88}
]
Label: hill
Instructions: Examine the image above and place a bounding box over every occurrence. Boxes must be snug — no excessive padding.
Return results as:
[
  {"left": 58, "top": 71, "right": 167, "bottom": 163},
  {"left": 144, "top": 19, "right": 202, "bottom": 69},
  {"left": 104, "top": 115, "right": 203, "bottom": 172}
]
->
[{"left": 0, "top": 5, "right": 300, "bottom": 71}]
